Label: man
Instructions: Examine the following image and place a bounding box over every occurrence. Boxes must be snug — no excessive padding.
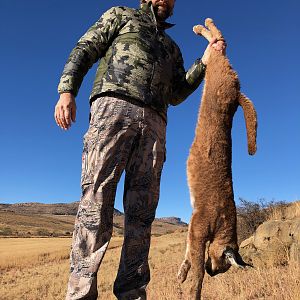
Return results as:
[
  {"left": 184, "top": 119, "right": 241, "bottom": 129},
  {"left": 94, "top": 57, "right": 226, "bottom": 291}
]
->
[{"left": 55, "top": 1, "right": 225, "bottom": 299}]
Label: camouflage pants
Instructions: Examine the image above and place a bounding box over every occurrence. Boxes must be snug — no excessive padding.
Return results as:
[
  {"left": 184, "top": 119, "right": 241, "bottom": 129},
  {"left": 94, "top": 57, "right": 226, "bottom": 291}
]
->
[{"left": 66, "top": 96, "right": 166, "bottom": 300}]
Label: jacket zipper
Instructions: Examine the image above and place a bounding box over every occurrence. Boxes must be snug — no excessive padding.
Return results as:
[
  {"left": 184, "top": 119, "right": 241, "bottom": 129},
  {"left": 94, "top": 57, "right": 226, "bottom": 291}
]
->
[
  {"left": 150, "top": 3, "right": 158, "bottom": 33},
  {"left": 149, "top": 2, "right": 159, "bottom": 95}
]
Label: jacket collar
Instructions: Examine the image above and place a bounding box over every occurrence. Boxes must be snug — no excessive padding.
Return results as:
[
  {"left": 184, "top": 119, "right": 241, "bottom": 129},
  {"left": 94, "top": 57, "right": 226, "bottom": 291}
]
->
[{"left": 140, "top": 1, "right": 175, "bottom": 30}]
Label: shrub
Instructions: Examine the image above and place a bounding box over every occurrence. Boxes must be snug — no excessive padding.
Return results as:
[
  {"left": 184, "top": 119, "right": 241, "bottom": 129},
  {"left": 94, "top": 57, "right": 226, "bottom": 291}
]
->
[
  {"left": 37, "top": 229, "right": 51, "bottom": 236},
  {"left": 0, "top": 227, "right": 13, "bottom": 236},
  {"left": 236, "top": 198, "right": 286, "bottom": 243}
]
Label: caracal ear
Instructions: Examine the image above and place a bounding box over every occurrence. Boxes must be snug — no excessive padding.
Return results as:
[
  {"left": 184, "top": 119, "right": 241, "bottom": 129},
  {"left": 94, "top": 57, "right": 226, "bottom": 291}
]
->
[{"left": 224, "top": 248, "right": 253, "bottom": 268}]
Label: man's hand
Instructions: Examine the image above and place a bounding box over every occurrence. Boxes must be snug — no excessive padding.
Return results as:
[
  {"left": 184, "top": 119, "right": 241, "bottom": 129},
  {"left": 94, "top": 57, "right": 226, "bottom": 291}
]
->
[
  {"left": 54, "top": 93, "right": 76, "bottom": 130},
  {"left": 201, "top": 38, "right": 227, "bottom": 65}
]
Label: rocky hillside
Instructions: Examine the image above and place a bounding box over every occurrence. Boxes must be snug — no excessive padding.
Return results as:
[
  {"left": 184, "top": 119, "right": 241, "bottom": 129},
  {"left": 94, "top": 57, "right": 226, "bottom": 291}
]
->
[{"left": 240, "top": 201, "right": 300, "bottom": 267}]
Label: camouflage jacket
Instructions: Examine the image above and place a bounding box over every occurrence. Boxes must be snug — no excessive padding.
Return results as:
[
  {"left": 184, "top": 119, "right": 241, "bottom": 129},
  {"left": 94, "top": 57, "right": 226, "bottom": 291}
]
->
[{"left": 57, "top": 2, "right": 206, "bottom": 119}]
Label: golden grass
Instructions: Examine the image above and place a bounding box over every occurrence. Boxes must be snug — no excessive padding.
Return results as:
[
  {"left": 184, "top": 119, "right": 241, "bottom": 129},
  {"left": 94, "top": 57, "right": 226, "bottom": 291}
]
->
[
  {"left": 1, "top": 232, "right": 299, "bottom": 300},
  {"left": 0, "top": 237, "right": 70, "bottom": 272}
]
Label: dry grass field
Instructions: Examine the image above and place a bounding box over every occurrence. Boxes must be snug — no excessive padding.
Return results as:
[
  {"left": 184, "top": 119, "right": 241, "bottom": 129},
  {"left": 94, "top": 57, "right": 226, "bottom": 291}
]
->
[{"left": 1, "top": 231, "right": 299, "bottom": 300}]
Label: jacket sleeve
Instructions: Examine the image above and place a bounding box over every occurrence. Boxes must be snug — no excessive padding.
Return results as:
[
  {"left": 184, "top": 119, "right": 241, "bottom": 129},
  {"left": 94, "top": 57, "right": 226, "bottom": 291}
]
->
[
  {"left": 57, "top": 7, "right": 124, "bottom": 96},
  {"left": 170, "top": 48, "right": 206, "bottom": 106}
]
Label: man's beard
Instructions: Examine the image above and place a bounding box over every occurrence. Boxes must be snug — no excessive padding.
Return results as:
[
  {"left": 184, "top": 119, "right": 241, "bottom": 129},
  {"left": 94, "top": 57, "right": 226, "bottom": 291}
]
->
[{"left": 153, "top": 1, "right": 173, "bottom": 21}]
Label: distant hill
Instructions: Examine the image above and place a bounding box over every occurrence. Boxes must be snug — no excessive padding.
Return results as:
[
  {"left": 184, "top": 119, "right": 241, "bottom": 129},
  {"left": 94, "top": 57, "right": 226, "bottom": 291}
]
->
[
  {"left": 0, "top": 202, "right": 187, "bottom": 237},
  {"left": 156, "top": 217, "right": 187, "bottom": 226},
  {"left": 0, "top": 202, "right": 123, "bottom": 216}
]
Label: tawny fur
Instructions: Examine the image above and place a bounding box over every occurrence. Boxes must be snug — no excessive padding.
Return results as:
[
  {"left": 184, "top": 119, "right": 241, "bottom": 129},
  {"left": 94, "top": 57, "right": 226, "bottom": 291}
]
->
[{"left": 177, "top": 19, "right": 257, "bottom": 300}]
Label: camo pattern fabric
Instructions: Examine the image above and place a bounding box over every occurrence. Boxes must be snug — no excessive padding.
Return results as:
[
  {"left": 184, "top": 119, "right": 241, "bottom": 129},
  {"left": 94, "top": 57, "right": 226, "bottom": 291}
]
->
[
  {"left": 58, "top": 2, "right": 206, "bottom": 119},
  {"left": 65, "top": 96, "right": 166, "bottom": 300}
]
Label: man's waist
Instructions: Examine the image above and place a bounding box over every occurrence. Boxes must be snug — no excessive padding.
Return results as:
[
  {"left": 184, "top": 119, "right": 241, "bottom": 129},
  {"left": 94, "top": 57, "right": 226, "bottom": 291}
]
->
[{"left": 91, "top": 91, "right": 167, "bottom": 123}]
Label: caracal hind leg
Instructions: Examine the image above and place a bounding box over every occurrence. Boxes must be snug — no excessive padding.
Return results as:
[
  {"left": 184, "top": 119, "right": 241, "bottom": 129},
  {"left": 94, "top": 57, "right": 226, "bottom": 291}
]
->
[
  {"left": 205, "top": 18, "right": 224, "bottom": 41},
  {"left": 193, "top": 25, "right": 214, "bottom": 42}
]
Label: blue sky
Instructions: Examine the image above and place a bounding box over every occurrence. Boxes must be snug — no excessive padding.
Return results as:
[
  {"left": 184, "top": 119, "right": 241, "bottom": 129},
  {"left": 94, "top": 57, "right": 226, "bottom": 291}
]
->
[{"left": 0, "top": 0, "right": 299, "bottom": 222}]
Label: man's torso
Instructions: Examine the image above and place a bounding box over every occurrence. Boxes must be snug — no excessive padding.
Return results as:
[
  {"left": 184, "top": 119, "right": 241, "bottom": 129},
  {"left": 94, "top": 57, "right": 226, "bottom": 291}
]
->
[{"left": 90, "top": 5, "right": 181, "bottom": 115}]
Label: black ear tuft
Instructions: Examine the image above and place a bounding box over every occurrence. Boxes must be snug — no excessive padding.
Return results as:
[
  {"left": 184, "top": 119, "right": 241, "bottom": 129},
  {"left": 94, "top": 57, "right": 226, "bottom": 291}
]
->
[{"left": 224, "top": 248, "right": 253, "bottom": 268}]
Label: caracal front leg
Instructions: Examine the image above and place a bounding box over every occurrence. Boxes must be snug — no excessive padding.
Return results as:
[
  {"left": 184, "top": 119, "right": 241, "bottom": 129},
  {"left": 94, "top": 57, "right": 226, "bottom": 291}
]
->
[{"left": 178, "top": 222, "right": 192, "bottom": 283}]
